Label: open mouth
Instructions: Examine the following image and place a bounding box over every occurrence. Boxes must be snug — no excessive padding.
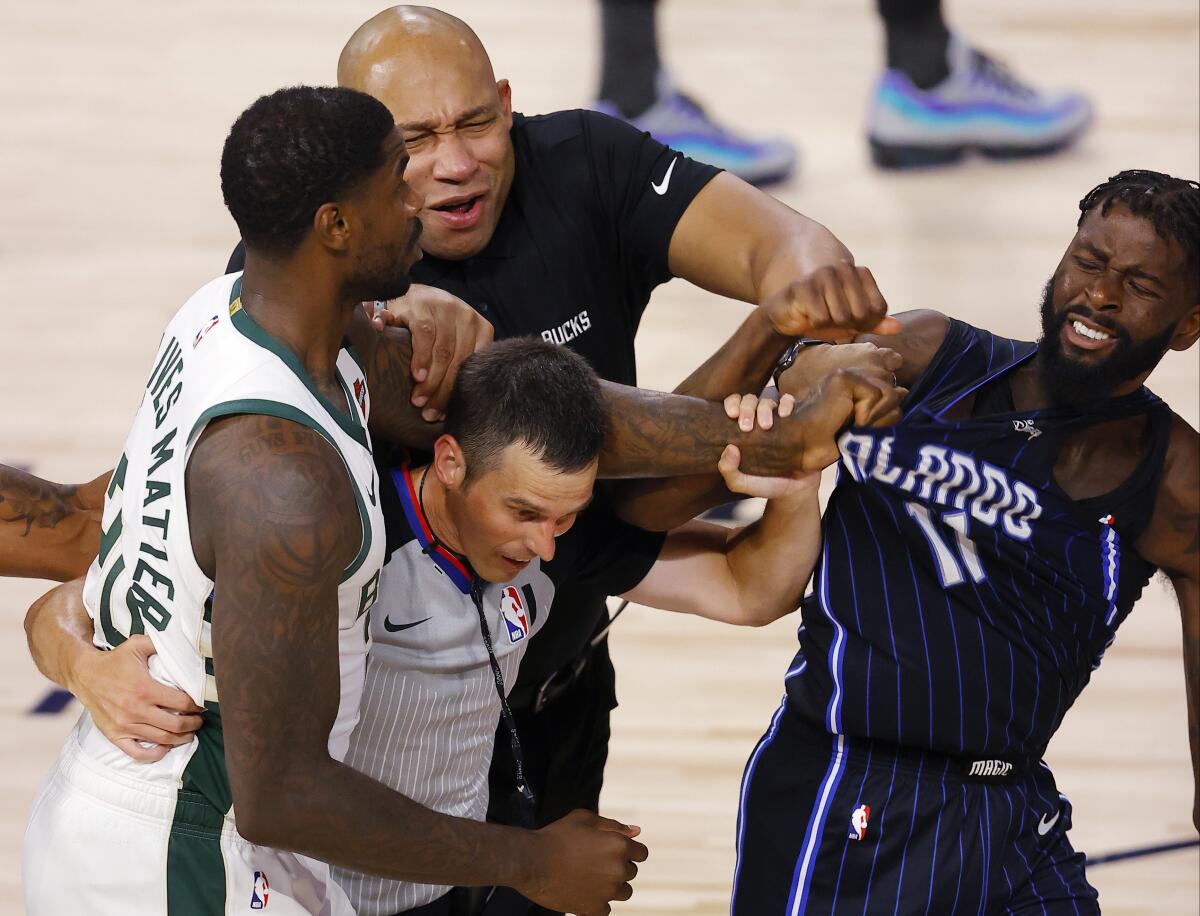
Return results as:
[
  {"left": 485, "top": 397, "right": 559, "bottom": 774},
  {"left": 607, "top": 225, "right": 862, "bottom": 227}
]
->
[
  {"left": 1062, "top": 314, "right": 1118, "bottom": 351},
  {"left": 501, "top": 554, "right": 530, "bottom": 571},
  {"left": 430, "top": 193, "right": 485, "bottom": 228}
]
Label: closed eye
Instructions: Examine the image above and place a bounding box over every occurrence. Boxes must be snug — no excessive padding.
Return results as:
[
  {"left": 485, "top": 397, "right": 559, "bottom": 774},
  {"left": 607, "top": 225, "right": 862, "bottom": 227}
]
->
[{"left": 1128, "top": 279, "right": 1160, "bottom": 299}]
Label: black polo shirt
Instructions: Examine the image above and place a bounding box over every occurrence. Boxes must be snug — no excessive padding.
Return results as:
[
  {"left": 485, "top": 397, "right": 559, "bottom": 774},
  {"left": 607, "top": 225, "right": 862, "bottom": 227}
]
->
[
  {"left": 226, "top": 109, "right": 720, "bottom": 683},
  {"left": 411, "top": 110, "right": 719, "bottom": 386}
]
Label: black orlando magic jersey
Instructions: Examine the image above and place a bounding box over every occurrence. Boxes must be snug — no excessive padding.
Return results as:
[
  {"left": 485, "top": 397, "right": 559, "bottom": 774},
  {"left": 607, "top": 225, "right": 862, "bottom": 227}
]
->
[{"left": 786, "top": 320, "right": 1171, "bottom": 760}]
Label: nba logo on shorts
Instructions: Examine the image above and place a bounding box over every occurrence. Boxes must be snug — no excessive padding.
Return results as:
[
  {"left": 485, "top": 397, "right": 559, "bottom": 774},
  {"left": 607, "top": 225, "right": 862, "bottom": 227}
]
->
[
  {"left": 500, "top": 586, "right": 530, "bottom": 644},
  {"left": 849, "top": 804, "right": 871, "bottom": 841},
  {"left": 250, "top": 870, "right": 270, "bottom": 909}
]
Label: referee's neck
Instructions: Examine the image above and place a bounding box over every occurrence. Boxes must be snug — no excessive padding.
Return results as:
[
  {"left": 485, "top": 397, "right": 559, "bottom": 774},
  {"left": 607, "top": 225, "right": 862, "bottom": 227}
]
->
[{"left": 415, "top": 464, "right": 467, "bottom": 558}]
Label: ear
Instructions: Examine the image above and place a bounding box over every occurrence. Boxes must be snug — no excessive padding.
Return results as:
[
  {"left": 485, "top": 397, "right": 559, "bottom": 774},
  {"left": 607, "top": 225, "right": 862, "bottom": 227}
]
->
[
  {"left": 312, "top": 202, "right": 352, "bottom": 252},
  {"left": 432, "top": 434, "right": 467, "bottom": 489},
  {"left": 496, "top": 79, "right": 513, "bottom": 129},
  {"left": 1168, "top": 302, "right": 1200, "bottom": 352}
]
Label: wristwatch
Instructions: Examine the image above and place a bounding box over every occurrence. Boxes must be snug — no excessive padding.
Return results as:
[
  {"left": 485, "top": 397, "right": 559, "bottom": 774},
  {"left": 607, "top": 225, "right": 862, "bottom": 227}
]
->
[{"left": 773, "top": 338, "right": 834, "bottom": 388}]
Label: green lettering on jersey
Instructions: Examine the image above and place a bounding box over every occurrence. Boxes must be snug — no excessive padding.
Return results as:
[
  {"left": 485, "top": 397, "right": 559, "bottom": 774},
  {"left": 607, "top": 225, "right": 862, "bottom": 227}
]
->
[
  {"left": 358, "top": 570, "right": 380, "bottom": 618},
  {"left": 138, "top": 541, "right": 168, "bottom": 563},
  {"left": 107, "top": 453, "right": 128, "bottom": 498},
  {"left": 143, "top": 479, "right": 171, "bottom": 507},
  {"left": 98, "top": 454, "right": 129, "bottom": 567},
  {"left": 98, "top": 513, "right": 123, "bottom": 568},
  {"left": 154, "top": 383, "right": 183, "bottom": 428},
  {"left": 143, "top": 508, "right": 171, "bottom": 537},
  {"left": 98, "top": 557, "right": 132, "bottom": 646},
  {"left": 147, "top": 428, "right": 177, "bottom": 476},
  {"left": 127, "top": 581, "right": 171, "bottom": 632},
  {"left": 146, "top": 337, "right": 181, "bottom": 394}
]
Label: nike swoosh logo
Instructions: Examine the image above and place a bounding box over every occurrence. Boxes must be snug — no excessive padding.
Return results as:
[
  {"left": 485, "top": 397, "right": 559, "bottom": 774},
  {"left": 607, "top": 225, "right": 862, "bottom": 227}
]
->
[
  {"left": 382, "top": 615, "right": 430, "bottom": 633},
  {"left": 651, "top": 157, "right": 678, "bottom": 196},
  {"left": 1037, "top": 809, "right": 1061, "bottom": 836}
]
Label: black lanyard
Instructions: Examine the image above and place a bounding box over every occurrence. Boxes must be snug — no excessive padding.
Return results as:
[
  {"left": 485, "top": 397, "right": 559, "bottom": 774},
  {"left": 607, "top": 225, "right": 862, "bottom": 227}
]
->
[{"left": 418, "top": 468, "right": 538, "bottom": 827}]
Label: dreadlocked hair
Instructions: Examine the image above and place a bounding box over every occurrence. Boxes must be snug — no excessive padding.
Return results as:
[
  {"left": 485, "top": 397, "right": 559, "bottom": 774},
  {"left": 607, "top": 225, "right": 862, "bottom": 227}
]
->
[{"left": 1078, "top": 170, "right": 1200, "bottom": 287}]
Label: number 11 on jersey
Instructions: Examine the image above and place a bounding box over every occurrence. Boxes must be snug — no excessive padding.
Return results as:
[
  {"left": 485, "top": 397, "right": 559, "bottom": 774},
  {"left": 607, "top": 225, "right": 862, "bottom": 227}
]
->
[{"left": 905, "top": 501, "right": 988, "bottom": 588}]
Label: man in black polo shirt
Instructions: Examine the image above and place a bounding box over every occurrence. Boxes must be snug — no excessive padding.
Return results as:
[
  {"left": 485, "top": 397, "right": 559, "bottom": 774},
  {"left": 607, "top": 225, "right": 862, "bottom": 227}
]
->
[{"left": 228, "top": 3, "right": 899, "bottom": 882}]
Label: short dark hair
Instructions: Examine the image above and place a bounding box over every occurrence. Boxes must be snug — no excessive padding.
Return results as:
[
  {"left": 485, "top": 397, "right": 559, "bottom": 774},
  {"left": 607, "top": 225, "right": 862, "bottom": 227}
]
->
[
  {"left": 444, "top": 339, "right": 607, "bottom": 481},
  {"left": 220, "top": 86, "right": 395, "bottom": 255},
  {"left": 1078, "top": 170, "right": 1200, "bottom": 288}
]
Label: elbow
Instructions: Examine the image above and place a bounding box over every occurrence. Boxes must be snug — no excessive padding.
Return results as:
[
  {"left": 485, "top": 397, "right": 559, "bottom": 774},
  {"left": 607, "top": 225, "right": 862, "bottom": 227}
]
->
[
  {"left": 230, "top": 755, "right": 331, "bottom": 849},
  {"left": 23, "top": 592, "right": 47, "bottom": 648},
  {"left": 230, "top": 772, "right": 306, "bottom": 848},
  {"left": 740, "top": 596, "right": 803, "bottom": 628},
  {"left": 233, "top": 787, "right": 293, "bottom": 848}
]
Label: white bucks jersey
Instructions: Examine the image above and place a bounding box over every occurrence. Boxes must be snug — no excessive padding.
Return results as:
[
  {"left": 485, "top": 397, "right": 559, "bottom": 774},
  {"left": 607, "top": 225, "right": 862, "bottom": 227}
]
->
[{"left": 77, "top": 271, "right": 386, "bottom": 806}]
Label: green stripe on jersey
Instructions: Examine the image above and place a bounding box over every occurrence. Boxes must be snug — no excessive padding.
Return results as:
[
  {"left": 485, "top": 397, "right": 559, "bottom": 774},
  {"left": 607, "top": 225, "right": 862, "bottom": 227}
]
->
[{"left": 227, "top": 289, "right": 368, "bottom": 450}]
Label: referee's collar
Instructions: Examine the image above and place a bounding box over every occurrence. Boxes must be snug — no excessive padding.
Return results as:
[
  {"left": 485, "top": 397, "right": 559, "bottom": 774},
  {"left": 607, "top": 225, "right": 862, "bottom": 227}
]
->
[{"left": 391, "top": 464, "right": 474, "bottom": 594}]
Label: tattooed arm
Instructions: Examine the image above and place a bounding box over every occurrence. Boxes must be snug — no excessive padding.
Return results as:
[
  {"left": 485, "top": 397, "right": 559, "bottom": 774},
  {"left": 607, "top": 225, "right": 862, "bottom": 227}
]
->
[
  {"left": 1137, "top": 415, "right": 1200, "bottom": 833},
  {"left": 187, "top": 413, "right": 644, "bottom": 910},
  {"left": 345, "top": 308, "right": 441, "bottom": 449},
  {"left": 0, "top": 465, "right": 108, "bottom": 580},
  {"left": 609, "top": 282, "right": 904, "bottom": 526}
]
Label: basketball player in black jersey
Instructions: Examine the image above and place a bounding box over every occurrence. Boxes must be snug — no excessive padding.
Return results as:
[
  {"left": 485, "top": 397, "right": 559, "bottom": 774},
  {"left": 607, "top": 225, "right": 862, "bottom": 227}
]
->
[{"left": 717, "top": 170, "right": 1198, "bottom": 912}]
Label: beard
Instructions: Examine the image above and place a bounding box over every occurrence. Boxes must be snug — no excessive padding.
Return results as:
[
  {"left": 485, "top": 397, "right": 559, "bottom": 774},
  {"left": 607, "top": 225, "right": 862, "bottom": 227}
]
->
[
  {"left": 1035, "top": 277, "right": 1175, "bottom": 407},
  {"left": 345, "top": 218, "right": 423, "bottom": 303}
]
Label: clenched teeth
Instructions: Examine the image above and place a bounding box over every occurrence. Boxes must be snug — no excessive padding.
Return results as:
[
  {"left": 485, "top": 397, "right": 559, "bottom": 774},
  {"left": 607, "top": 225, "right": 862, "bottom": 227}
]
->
[{"left": 1072, "top": 320, "right": 1111, "bottom": 341}]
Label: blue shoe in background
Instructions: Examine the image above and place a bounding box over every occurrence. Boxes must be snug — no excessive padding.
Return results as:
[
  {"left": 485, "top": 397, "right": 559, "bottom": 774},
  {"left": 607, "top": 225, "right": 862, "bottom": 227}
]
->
[
  {"left": 867, "top": 35, "right": 1094, "bottom": 168},
  {"left": 594, "top": 73, "right": 798, "bottom": 187}
]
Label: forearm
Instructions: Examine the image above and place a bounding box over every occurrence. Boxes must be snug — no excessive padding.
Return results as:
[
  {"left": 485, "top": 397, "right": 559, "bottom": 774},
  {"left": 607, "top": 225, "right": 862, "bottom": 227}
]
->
[
  {"left": 598, "top": 382, "right": 800, "bottom": 479},
  {"left": 612, "top": 311, "right": 790, "bottom": 526},
  {"left": 750, "top": 217, "right": 852, "bottom": 306},
  {"left": 353, "top": 321, "right": 441, "bottom": 450},
  {"left": 723, "top": 489, "right": 821, "bottom": 625},
  {"left": 674, "top": 308, "right": 791, "bottom": 399},
  {"left": 0, "top": 466, "right": 104, "bottom": 580},
  {"left": 669, "top": 173, "right": 852, "bottom": 306},
  {"left": 249, "top": 760, "right": 534, "bottom": 888},
  {"left": 25, "top": 578, "right": 96, "bottom": 690}
]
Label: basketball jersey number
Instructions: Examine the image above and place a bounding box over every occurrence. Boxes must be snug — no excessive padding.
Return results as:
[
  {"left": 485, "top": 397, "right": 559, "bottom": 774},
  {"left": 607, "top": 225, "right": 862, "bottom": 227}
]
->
[{"left": 905, "top": 501, "right": 988, "bottom": 588}]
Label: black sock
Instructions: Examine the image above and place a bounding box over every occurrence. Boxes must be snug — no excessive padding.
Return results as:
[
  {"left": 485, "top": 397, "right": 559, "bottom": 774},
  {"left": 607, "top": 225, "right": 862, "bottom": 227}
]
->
[
  {"left": 598, "top": 0, "right": 660, "bottom": 118},
  {"left": 877, "top": 0, "right": 950, "bottom": 90}
]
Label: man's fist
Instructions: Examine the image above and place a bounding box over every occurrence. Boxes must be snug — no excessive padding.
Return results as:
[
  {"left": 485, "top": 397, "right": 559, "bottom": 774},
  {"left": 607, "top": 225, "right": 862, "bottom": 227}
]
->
[
  {"left": 520, "top": 809, "right": 648, "bottom": 916},
  {"left": 762, "top": 265, "right": 900, "bottom": 340}
]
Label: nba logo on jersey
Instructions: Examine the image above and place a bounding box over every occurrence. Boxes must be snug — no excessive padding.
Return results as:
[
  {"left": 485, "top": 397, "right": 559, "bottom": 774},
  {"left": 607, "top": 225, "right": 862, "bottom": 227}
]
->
[
  {"left": 192, "top": 314, "right": 219, "bottom": 349},
  {"left": 500, "top": 586, "right": 530, "bottom": 644},
  {"left": 250, "top": 870, "right": 270, "bottom": 909},
  {"left": 849, "top": 804, "right": 871, "bottom": 841}
]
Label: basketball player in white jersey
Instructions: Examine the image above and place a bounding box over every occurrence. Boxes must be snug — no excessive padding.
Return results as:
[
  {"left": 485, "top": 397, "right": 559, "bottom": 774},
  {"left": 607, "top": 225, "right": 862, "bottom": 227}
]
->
[{"left": 21, "top": 85, "right": 653, "bottom": 916}]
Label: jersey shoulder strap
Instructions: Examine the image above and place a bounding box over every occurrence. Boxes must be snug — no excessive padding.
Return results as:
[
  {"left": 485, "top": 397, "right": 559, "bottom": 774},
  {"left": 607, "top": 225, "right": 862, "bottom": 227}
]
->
[{"left": 905, "top": 319, "right": 1035, "bottom": 413}]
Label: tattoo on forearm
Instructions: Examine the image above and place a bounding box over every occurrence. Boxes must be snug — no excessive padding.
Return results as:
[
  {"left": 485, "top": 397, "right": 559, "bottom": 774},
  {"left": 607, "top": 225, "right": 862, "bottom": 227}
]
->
[
  {"left": 0, "top": 466, "right": 76, "bottom": 537},
  {"left": 600, "top": 385, "right": 799, "bottom": 479},
  {"left": 364, "top": 328, "right": 438, "bottom": 448}
]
